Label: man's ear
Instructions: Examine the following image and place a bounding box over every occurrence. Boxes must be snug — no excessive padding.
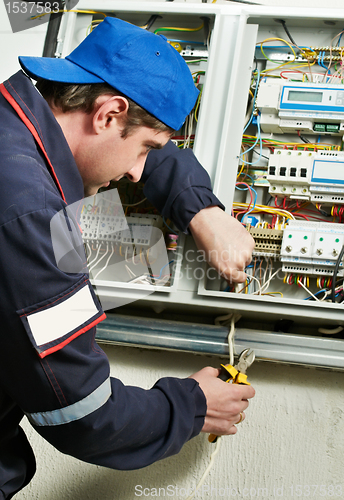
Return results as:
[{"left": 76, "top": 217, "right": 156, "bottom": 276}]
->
[{"left": 92, "top": 95, "right": 129, "bottom": 134}]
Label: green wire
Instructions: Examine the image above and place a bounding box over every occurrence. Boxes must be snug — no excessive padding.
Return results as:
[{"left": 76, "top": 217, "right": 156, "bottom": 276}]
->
[{"left": 154, "top": 24, "right": 204, "bottom": 35}]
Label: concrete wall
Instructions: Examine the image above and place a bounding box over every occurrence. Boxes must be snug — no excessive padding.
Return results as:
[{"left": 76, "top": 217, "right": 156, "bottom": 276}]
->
[
  {"left": 1, "top": 1, "right": 344, "bottom": 499},
  {"left": 18, "top": 346, "right": 344, "bottom": 499}
]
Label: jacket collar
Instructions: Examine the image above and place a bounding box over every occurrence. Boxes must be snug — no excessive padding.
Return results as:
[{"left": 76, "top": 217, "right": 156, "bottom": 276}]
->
[{"left": 3, "top": 71, "right": 84, "bottom": 206}]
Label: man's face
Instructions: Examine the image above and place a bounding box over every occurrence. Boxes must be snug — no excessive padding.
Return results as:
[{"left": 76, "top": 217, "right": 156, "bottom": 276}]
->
[{"left": 78, "top": 126, "right": 172, "bottom": 197}]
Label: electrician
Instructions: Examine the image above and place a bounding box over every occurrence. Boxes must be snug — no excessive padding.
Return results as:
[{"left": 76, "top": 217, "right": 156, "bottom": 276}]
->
[{"left": 0, "top": 17, "right": 255, "bottom": 499}]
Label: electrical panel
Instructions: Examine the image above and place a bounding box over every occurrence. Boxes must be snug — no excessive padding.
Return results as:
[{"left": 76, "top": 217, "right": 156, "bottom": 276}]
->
[
  {"left": 198, "top": 6, "right": 344, "bottom": 368},
  {"left": 54, "top": 2, "right": 344, "bottom": 369}
]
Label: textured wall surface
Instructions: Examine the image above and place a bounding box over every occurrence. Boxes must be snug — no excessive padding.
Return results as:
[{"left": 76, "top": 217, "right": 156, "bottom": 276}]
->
[{"left": 17, "top": 344, "right": 344, "bottom": 500}]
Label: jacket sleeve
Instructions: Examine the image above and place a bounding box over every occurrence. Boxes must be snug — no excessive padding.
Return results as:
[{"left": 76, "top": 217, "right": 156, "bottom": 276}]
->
[
  {"left": 142, "top": 141, "right": 225, "bottom": 233},
  {"left": 0, "top": 205, "right": 207, "bottom": 471}
]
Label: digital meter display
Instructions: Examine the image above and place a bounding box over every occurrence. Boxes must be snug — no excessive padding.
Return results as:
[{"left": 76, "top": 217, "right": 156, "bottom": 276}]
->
[{"left": 288, "top": 90, "right": 323, "bottom": 103}]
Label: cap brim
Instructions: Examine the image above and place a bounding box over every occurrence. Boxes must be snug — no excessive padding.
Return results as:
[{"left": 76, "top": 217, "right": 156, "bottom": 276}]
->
[{"left": 19, "top": 56, "right": 104, "bottom": 84}]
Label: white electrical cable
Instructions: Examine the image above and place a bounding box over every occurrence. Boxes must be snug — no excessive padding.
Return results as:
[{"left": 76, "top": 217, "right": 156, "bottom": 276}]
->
[
  {"left": 261, "top": 259, "right": 273, "bottom": 293},
  {"left": 297, "top": 279, "right": 320, "bottom": 302},
  {"left": 227, "top": 314, "right": 237, "bottom": 366},
  {"left": 93, "top": 244, "right": 115, "bottom": 280},
  {"left": 85, "top": 241, "right": 91, "bottom": 260},
  {"left": 248, "top": 274, "right": 263, "bottom": 295},
  {"left": 185, "top": 438, "right": 222, "bottom": 500},
  {"left": 88, "top": 244, "right": 109, "bottom": 273},
  {"left": 318, "top": 326, "right": 343, "bottom": 335},
  {"left": 257, "top": 268, "right": 281, "bottom": 295},
  {"left": 260, "top": 258, "right": 271, "bottom": 291},
  {"left": 125, "top": 264, "right": 137, "bottom": 279},
  {"left": 86, "top": 242, "right": 102, "bottom": 268},
  {"left": 184, "top": 111, "right": 194, "bottom": 149},
  {"left": 214, "top": 313, "right": 241, "bottom": 376},
  {"left": 185, "top": 313, "right": 242, "bottom": 500}
]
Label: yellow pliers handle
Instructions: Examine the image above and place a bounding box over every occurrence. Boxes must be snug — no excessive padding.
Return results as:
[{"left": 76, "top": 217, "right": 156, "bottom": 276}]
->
[{"left": 208, "top": 364, "right": 250, "bottom": 443}]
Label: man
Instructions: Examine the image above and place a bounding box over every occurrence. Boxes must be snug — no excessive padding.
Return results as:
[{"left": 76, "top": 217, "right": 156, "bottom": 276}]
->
[{"left": 0, "top": 17, "right": 255, "bottom": 499}]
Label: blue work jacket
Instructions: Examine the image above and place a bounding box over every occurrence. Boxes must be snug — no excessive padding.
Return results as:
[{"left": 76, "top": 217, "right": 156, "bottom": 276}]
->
[{"left": 0, "top": 71, "right": 223, "bottom": 499}]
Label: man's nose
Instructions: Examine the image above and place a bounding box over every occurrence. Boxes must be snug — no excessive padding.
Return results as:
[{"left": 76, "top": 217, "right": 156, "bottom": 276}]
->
[{"left": 124, "top": 157, "right": 146, "bottom": 183}]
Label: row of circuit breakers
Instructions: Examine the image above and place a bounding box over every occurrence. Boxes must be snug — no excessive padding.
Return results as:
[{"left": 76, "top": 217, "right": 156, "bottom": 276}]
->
[{"left": 251, "top": 78, "right": 344, "bottom": 277}]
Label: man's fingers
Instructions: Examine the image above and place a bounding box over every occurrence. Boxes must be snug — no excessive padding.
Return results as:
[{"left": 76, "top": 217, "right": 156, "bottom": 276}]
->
[
  {"left": 222, "top": 270, "right": 248, "bottom": 284},
  {"left": 202, "top": 411, "right": 246, "bottom": 436}
]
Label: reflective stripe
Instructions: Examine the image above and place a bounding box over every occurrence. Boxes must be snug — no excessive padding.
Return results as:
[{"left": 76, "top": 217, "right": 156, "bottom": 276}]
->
[{"left": 26, "top": 377, "right": 111, "bottom": 427}]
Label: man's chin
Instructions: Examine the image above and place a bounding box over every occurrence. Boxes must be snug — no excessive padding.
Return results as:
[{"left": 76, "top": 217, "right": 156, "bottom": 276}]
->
[{"left": 84, "top": 187, "right": 99, "bottom": 197}]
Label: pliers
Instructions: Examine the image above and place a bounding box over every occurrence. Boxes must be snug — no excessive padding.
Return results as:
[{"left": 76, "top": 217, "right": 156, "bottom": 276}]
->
[{"left": 208, "top": 348, "right": 255, "bottom": 443}]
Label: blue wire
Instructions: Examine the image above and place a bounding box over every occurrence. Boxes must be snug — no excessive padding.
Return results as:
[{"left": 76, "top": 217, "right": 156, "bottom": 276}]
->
[
  {"left": 243, "top": 68, "right": 260, "bottom": 134},
  {"left": 318, "top": 52, "right": 324, "bottom": 70},
  {"left": 235, "top": 183, "right": 258, "bottom": 222},
  {"left": 240, "top": 114, "right": 263, "bottom": 166},
  {"left": 153, "top": 260, "right": 174, "bottom": 280},
  {"left": 237, "top": 172, "right": 255, "bottom": 185},
  {"left": 243, "top": 187, "right": 258, "bottom": 221},
  {"left": 318, "top": 51, "right": 330, "bottom": 82},
  {"left": 304, "top": 288, "right": 327, "bottom": 300},
  {"left": 163, "top": 217, "right": 178, "bottom": 235}
]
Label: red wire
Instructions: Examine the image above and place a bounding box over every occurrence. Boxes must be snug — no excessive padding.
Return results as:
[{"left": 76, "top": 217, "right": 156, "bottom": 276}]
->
[
  {"left": 280, "top": 70, "right": 305, "bottom": 79},
  {"left": 282, "top": 197, "right": 290, "bottom": 210},
  {"left": 235, "top": 182, "right": 253, "bottom": 220},
  {"left": 293, "top": 213, "right": 310, "bottom": 221}
]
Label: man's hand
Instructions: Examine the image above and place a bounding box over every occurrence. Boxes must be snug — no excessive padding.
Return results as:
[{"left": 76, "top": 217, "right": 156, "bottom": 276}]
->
[
  {"left": 190, "top": 367, "right": 255, "bottom": 435},
  {"left": 189, "top": 206, "right": 254, "bottom": 283}
]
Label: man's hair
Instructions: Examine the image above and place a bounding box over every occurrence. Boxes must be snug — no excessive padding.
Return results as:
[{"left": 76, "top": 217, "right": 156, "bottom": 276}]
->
[{"left": 36, "top": 80, "right": 174, "bottom": 138}]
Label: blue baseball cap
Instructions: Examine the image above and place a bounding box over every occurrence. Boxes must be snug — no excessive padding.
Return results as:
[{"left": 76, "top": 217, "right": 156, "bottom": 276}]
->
[{"left": 19, "top": 17, "right": 199, "bottom": 130}]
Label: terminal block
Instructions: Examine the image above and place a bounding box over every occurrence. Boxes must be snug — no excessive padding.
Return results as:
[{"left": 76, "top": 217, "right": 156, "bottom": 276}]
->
[
  {"left": 80, "top": 212, "right": 163, "bottom": 249},
  {"left": 122, "top": 214, "right": 163, "bottom": 247},
  {"left": 267, "top": 150, "right": 344, "bottom": 205},
  {"left": 248, "top": 227, "right": 284, "bottom": 257},
  {"left": 80, "top": 213, "right": 101, "bottom": 241}
]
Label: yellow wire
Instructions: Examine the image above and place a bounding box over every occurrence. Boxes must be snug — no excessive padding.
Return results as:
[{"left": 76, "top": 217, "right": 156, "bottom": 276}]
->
[
  {"left": 243, "top": 134, "right": 334, "bottom": 150},
  {"left": 258, "top": 37, "right": 297, "bottom": 74},
  {"left": 31, "top": 9, "right": 106, "bottom": 21},
  {"left": 237, "top": 145, "right": 247, "bottom": 179},
  {"left": 263, "top": 292, "right": 284, "bottom": 297},
  {"left": 87, "top": 19, "right": 103, "bottom": 35},
  {"left": 280, "top": 60, "right": 316, "bottom": 73},
  {"left": 154, "top": 23, "right": 204, "bottom": 34},
  {"left": 194, "top": 88, "right": 203, "bottom": 123},
  {"left": 232, "top": 202, "right": 295, "bottom": 220}
]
